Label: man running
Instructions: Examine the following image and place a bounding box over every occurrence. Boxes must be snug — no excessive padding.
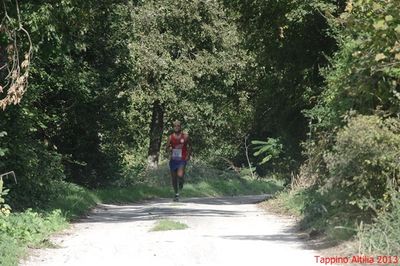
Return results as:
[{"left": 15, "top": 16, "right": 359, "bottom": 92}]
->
[{"left": 166, "top": 120, "right": 192, "bottom": 201}]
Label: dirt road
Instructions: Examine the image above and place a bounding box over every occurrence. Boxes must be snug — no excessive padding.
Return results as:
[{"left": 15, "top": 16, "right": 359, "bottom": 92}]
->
[{"left": 21, "top": 195, "right": 318, "bottom": 266}]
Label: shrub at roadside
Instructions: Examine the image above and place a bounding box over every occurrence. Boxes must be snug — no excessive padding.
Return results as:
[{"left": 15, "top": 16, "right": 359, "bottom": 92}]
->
[
  {"left": 323, "top": 115, "right": 400, "bottom": 210},
  {"left": 0, "top": 181, "right": 97, "bottom": 266},
  {"left": 0, "top": 209, "right": 67, "bottom": 266}
]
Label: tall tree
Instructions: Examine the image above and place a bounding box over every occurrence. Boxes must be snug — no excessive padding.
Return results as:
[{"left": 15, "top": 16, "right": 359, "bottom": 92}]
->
[{"left": 130, "top": 0, "right": 251, "bottom": 167}]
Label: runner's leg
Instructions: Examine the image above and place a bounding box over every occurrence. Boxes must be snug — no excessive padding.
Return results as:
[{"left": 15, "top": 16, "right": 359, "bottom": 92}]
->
[
  {"left": 177, "top": 166, "right": 185, "bottom": 190},
  {"left": 171, "top": 170, "right": 179, "bottom": 194}
]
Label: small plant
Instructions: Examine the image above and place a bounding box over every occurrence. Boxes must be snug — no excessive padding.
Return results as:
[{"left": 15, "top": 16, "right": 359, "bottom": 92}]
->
[
  {"left": 0, "top": 179, "right": 11, "bottom": 216},
  {"left": 150, "top": 219, "right": 188, "bottom": 232}
]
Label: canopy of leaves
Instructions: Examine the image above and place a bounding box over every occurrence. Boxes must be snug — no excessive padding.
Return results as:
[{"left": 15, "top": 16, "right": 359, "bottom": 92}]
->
[
  {"left": 129, "top": 0, "right": 252, "bottom": 161},
  {"left": 308, "top": 0, "right": 400, "bottom": 129}
]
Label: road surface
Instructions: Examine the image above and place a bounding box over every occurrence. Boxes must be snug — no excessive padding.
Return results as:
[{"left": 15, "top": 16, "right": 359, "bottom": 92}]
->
[{"left": 21, "top": 195, "right": 318, "bottom": 266}]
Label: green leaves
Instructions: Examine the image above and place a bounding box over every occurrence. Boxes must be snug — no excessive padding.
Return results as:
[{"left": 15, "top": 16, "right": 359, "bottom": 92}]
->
[
  {"left": 384, "top": 15, "right": 393, "bottom": 22},
  {"left": 373, "top": 20, "right": 388, "bottom": 30},
  {"left": 0, "top": 148, "right": 7, "bottom": 157},
  {"left": 252, "top": 138, "right": 283, "bottom": 165},
  {"left": 0, "top": 180, "right": 11, "bottom": 216},
  {"left": 0, "top": 132, "right": 7, "bottom": 157},
  {"left": 129, "top": 0, "right": 250, "bottom": 161},
  {"left": 0, "top": 32, "right": 9, "bottom": 46},
  {"left": 309, "top": 0, "right": 400, "bottom": 136},
  {"left": 225, "top": 0, "right": 338, "bottom": 171}
]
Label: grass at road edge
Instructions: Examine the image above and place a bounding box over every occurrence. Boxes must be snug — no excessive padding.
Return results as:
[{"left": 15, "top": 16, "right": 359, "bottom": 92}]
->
[
  {"left": 259, "top": 187, "right": 373, "bottom": 258},
  {"left": 96, "top": 178, "right": 282, "bottom": 204}
]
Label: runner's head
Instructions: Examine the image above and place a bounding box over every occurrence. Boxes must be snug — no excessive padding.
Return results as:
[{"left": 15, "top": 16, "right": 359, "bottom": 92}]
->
[{"left": 173, "top": 120, "right": 181, "bottom": 133}]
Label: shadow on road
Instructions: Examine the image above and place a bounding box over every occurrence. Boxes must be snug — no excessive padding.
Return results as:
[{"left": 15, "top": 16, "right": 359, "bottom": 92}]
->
[
  {"left": 76, "top": 195, "right": 270, "bottom": 224},
  {"left": 221, "top": 234, "right": 302, "bottom": 242},
  {"left": 181, "top": 194, "right": 272, "bottom": 205}
]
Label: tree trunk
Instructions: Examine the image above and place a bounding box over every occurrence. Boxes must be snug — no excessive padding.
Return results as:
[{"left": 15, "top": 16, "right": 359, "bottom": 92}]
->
[{"left": 147, "top": 100, "right": 164, "bottom": 168}]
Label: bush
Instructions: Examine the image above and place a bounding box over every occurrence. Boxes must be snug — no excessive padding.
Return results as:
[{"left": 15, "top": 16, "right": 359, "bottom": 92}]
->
[
  {"left": 323, "top": 115, "right": 400, "bottom": 209},
  {"left": 6, "top": 145, "right": 66, "bottom": 210},
  {"left": 299, "top": 131, "right": 335, "bottom": 187},
  {"left": 0, "top": 209, "right": 67, "bottom": 266}
]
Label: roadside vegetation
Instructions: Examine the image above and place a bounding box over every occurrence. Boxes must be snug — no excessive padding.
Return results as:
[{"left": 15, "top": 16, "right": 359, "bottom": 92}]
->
[
  {"left": 264, "top": 114, "right": 400, "bottom": 255},
  {"left": 270, "top": 0, "right": 400, "bottom": 256}
]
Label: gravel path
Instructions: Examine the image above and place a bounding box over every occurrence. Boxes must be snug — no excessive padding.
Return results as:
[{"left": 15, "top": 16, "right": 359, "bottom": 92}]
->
[{"left": 21, "top": 195, "right": 318, "bottom": 266}]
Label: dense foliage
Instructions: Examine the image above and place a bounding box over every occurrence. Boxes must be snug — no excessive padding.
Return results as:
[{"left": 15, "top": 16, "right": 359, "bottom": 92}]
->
[
  {"left": 295, "top": 0, "right": 400, "bottom": 254},
  {"left": 304, "top": 0, "right": 400, "bottom": 204},
  {"left": 128, "top": 0, "right": 252, "bottom": 168},
  {"left": 224, "top": 0, "right": 341, "bottom": 174}
]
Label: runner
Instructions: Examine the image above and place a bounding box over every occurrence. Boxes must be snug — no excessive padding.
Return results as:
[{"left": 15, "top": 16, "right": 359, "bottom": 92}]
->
[{"left": 166, "top": 120, "right": 192, "bottom": 201}]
